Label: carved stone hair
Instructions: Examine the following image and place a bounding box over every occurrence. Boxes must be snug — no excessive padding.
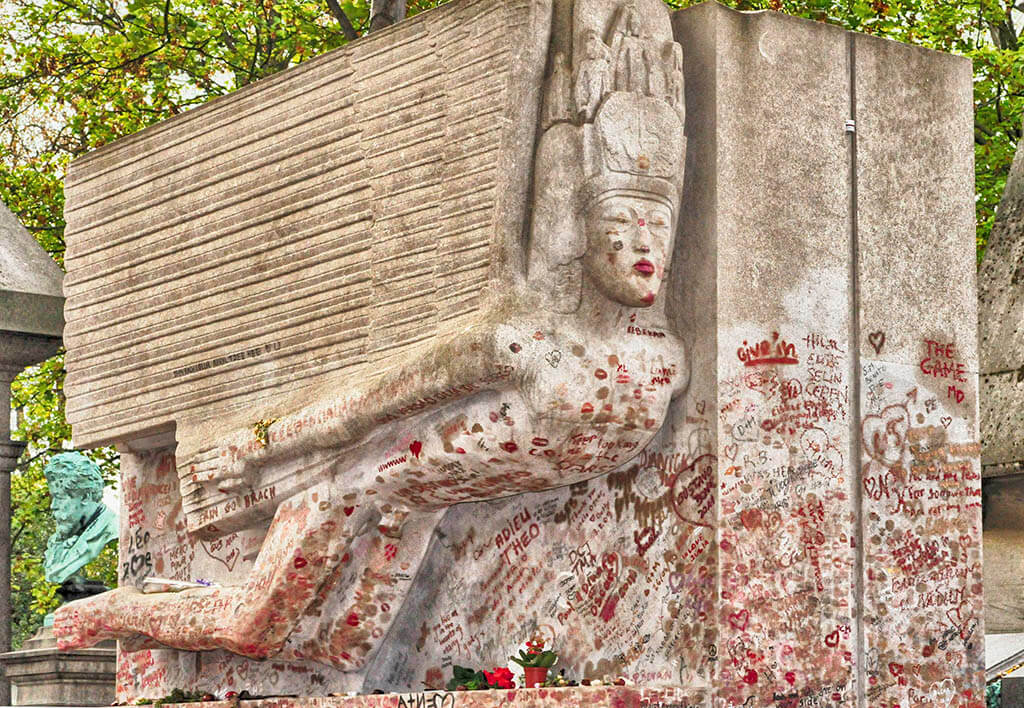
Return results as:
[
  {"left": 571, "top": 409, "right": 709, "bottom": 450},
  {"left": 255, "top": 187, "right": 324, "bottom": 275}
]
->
[
  {"left": 44, "top": 452, "right": 106, "bottom": 504},
  {"left": 528, "top": 0, "right": 687, "bottom": 313}
]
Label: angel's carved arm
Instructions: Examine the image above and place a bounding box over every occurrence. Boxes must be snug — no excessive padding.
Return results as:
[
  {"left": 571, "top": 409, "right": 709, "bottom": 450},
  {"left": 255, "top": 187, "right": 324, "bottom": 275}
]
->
[{"left": 180, "top": 322, "right": 517, "bottom": 486}]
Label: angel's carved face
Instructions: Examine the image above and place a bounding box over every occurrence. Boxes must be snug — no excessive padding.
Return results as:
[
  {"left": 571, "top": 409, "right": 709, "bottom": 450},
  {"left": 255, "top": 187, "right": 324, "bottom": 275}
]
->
[{"left": 582, "top": 192, "right": 673, "bottom": 308}]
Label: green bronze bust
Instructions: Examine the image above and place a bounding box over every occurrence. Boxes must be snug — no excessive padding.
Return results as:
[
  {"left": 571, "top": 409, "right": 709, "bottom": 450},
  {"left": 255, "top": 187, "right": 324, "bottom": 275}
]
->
[{"left": 43, "top": 453, "right": 118, "bottom": 585}]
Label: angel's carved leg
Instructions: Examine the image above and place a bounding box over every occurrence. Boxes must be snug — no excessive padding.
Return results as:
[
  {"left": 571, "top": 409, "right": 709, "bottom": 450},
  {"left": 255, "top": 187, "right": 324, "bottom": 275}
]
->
[
  {"left": 55, "top": 482, "right": 377, "bottom": 659},
  {"left": 291, "top": 504, "right": 446, "bottom": 670}
]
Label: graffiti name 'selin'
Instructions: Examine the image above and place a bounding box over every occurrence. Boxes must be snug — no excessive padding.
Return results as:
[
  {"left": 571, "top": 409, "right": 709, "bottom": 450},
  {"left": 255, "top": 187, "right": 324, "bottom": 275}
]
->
[{"left": 737, "top": 332, "right": 799, "bottom": 367}]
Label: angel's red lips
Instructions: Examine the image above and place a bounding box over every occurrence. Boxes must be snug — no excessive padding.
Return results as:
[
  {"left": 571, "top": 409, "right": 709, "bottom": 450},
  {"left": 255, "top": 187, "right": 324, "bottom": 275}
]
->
[{"left": 633, "top": 259, "right": 655, "bottom": 276}]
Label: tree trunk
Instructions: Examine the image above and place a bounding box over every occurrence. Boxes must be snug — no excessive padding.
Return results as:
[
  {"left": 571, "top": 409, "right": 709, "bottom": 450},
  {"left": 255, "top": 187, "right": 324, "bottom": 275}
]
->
[{"left": 369, "top": 0, "right": 406, "bottom": 32}]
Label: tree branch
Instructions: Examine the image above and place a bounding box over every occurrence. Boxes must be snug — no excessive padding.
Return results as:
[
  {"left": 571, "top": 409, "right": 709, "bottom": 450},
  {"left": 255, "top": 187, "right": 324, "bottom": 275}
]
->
[{"left": 324, "top": 0, "right": 358, "bottom": 41}]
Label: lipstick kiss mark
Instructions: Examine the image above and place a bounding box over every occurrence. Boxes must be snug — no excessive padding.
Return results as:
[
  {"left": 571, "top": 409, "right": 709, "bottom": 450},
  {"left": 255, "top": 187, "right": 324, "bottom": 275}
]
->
[{"left": 581, "top": 402, "right": 594, "bottom": 414}]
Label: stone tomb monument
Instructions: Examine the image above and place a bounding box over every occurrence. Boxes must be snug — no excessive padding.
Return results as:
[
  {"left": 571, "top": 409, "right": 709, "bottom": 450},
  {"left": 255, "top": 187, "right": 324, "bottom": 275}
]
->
[{"left": 56, "top": 0, "right": 983, "bottom": 706}]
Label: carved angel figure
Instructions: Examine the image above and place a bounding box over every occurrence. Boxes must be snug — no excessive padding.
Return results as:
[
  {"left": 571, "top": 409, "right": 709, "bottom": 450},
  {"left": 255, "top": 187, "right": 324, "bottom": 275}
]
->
[
  {"left": 574, "top": 31, "right": 610, "bottom": 121},
  {"left": 55, "top": 0, "right": 691, "bottom": 673}
]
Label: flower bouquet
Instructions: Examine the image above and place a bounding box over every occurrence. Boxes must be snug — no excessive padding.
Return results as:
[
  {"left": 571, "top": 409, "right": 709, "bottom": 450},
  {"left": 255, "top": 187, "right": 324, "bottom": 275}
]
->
[{"left": 510, "top": 638, "right": 558, "bottom": 688}]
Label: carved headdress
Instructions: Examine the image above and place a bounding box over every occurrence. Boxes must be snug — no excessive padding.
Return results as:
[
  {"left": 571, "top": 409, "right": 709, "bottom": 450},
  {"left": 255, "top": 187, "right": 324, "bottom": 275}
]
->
[{"left": 528, "top": 0, "right": 687, "bottom": 312}]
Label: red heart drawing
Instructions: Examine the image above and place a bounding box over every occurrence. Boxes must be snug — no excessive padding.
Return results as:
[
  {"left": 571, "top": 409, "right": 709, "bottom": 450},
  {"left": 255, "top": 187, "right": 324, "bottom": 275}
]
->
[
  {"left": 343, "top": 506, "right": 355, "bottom": 516},
  {"left": 409, "top": 440, "right": 423, "bottom": 458},
  {"left": 200, "top": 541, "right": 239, "bottom": 572},
  {"left": 861, "top": 404, "right": 909, "bottom": 467},
  {"left": 888, "top": 662, "right": 903, "bottom": 677},
  {"left": 784, "top": 671, "right": 796, "bottom": 685},
  {"left": 742, "top": 669, "right": 758, "bottom": 685},
  {"left": 728, "top": 609, "right": 749, "bottom": 631},
  {"left": 824, "top": 630, "right": 840, "bottom": 648},
  {"left": 724, "top": 444, "right": 738, "bottom": 461},
  {"left": 868, "top": 331, "right": 885, "bottom": 355},
  {"left": 946, "top": 604, "right": 966, "bottom": 628}
]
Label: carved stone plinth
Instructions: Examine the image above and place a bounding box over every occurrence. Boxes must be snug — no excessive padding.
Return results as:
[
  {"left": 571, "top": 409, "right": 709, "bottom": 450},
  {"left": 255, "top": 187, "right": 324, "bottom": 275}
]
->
[
  {"left": 0, "top": 627, "right": 115, "bottom": 706},
  {"left": 137, "top": 686, "right": 703, "bottom": 708}
]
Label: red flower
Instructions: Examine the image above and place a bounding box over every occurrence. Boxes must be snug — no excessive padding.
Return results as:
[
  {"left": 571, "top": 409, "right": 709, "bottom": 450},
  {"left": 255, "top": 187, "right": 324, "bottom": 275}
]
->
[{"left": 484, "top": 667, "right": 515, "bottom": 689}]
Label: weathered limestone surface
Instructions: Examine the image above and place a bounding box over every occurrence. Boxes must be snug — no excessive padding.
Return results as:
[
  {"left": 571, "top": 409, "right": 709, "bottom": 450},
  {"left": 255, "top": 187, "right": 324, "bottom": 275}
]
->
[
  {"left": 116, "top": 686, "right": 703, "bottom": 708},
  {"left": 55, "top": 1, "right": 981, "bottom": 707},
  {"left": 978, "top": 128, "right": 1024, "bottom": 475},
  {"left": 0, "top": 204, "right": 64, "bottom": 337},
  {"left": 976, "top": 95, "right": 1024, "bottom": 636},
  {"left": 0, "top": 627, "right": 115, "bottom": 706}
]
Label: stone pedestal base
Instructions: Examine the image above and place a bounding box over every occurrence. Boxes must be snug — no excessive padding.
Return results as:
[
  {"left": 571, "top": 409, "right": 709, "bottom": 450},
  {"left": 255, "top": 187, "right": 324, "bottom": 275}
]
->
[
  {"left": 0, "top": 626, "right": 115, "bottom": 706},
  {"left": 142, "top": 686, "right": 702, "bottom": 708}
]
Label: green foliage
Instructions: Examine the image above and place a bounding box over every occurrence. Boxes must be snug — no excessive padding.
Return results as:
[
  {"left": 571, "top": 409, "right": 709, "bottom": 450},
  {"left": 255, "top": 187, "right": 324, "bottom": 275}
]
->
[
  {"left": 510, "top": 648, "right": 558, "bottom": 668},
  {"left": 446, "top": 665, "right": 489, "bottom": 691},
  {"left": 133, "top": 687, "right": 206, "bottom": 705}
]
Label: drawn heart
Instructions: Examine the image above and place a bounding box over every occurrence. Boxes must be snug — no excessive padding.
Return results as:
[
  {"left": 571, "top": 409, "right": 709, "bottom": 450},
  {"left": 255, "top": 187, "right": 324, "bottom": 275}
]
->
[
  {"left": 728, "top": 609, "right": 749, "bottom": 632},
  {"left": 861, "top": 404, "right": 908, "bottom": 467},
  {"left": 941, "top": 417, "right": 952, "bottom": 429},
  {"left": 200, "top": 541, "right": 239, "bottom": 572},
  {"left": 946, "top": 604, "right": 966, "bottom": 628},
  {"left": 696, "top": 400, "right": 706, "bottom": 415},
  {"left": 824, "top": 630, "right": 840, "bottom": 648},
  {"left": 784, "top": 671, "right": 796, "bottom": 686},
  {"left": 868, "top": 331, "right": 886, "bottom": 355},
  {"left": 545, "top": 350, "right": 562, "bottom": 368},
  {"left": 669, "top": 572, "right": 684, "bottom": 593},
  {"left": 724, "top": 444, "right": 738, "bottom": 461},
  {"left": 888, "top": 662, "right": 903, "bottom": 677},
  {"left": 409, "top": 440, "right": 423, "bottom": 458}
]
